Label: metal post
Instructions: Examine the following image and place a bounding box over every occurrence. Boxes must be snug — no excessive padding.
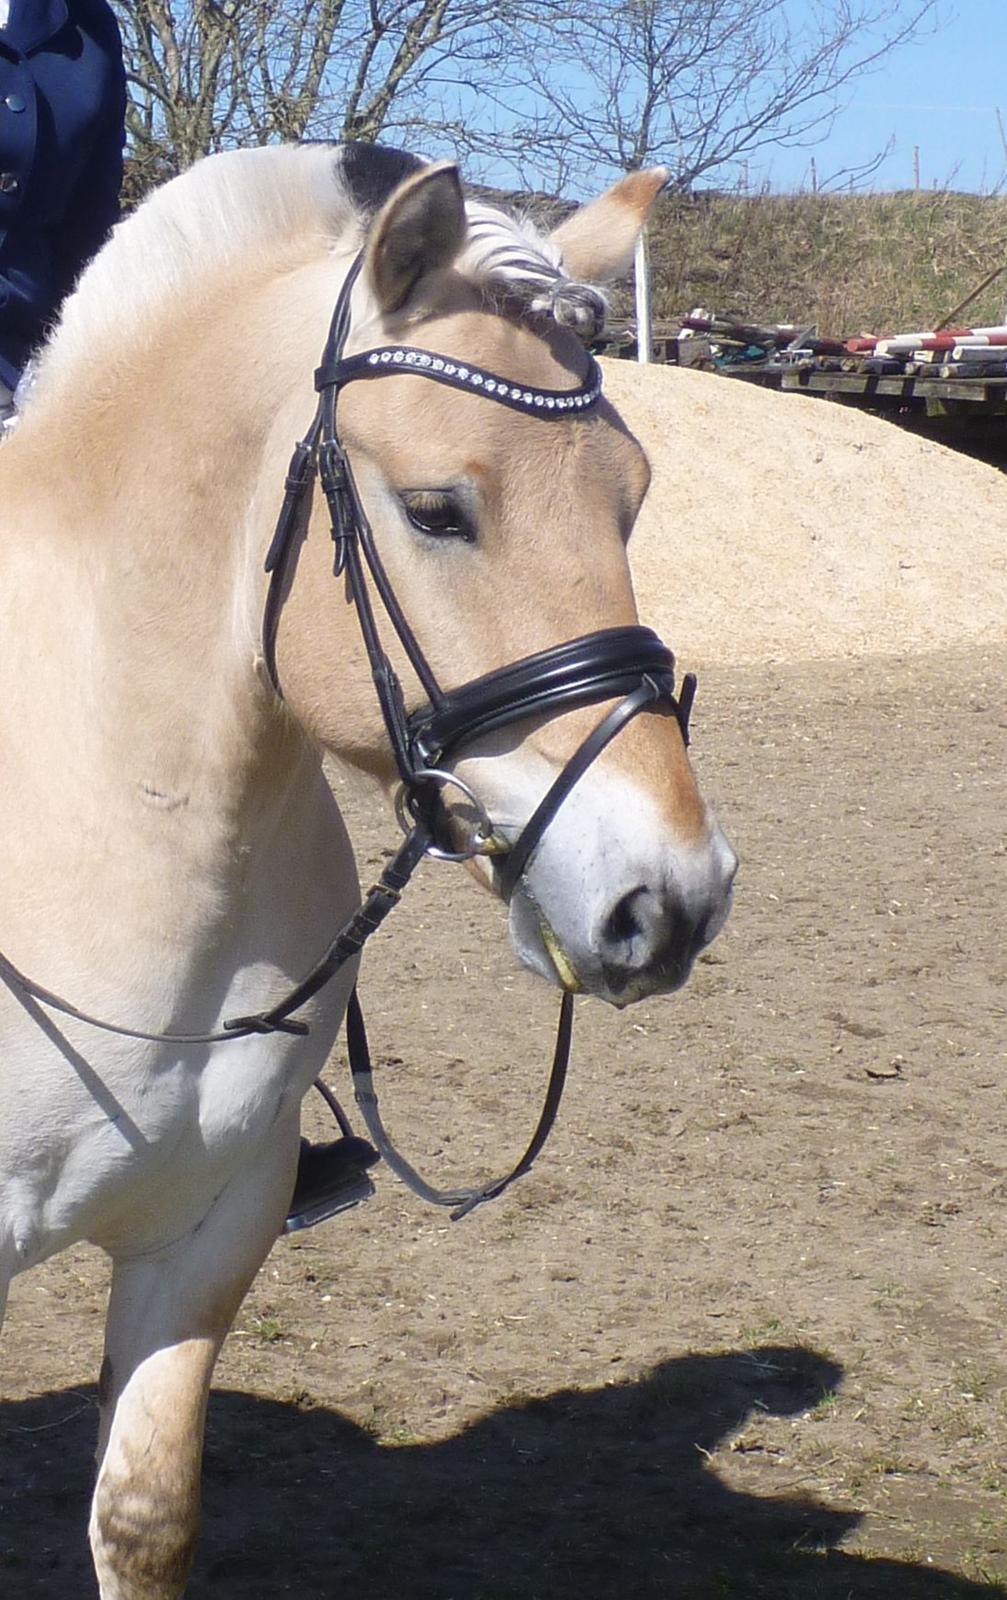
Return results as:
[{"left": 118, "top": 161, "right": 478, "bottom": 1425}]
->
[{"left": 634, "top": 227, "right": 652, "bottom": 365}]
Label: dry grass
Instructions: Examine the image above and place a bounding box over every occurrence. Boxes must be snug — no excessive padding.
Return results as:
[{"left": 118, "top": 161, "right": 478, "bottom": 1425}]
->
[{"left": 626, "top": 188, "right": 1007, "bottom": 338}]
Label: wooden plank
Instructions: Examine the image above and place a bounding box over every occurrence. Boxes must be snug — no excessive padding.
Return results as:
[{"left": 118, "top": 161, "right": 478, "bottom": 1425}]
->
[
  {"left": 915, "top": 380, "right": 1007, "bottom": 404},
  {"left": 779, "top": 370, "right": 1007, "bottom": 404}
]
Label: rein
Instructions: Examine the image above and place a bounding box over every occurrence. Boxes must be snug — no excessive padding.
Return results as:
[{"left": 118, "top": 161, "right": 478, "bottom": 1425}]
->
[{"left": 0, "top": 251, "right": 697, "bottom": 1220}]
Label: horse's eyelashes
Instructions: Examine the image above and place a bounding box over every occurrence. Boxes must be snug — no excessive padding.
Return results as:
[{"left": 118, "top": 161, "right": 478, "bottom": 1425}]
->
[{"left": 400, "top": 491, "right": 475, "bottom": 543}]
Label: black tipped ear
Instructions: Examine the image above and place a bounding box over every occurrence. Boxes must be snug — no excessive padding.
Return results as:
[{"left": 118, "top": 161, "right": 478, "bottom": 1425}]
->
[{"left": 365, "top": 161, "right": 467, "bottom": 314}]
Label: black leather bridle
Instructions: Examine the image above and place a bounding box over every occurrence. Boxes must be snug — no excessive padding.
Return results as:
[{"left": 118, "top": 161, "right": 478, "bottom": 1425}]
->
[
  {"left": 255, "top": 251, "right": 696, "bottom": 1216},
  {"left": 263, "top": 253, "right": 695, "bottom": 891},
  {"left": 0, "top": 250, "right": 697, "bottom": 1220}
]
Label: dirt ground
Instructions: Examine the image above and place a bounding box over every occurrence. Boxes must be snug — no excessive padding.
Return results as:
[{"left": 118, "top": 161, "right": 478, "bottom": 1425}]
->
[{"left": 1, "top": 642, "right": 1005, "bottom": 1598}]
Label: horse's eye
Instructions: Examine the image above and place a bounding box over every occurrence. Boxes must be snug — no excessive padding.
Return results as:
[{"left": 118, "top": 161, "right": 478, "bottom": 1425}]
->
[{"left": 400, "top": 490, "right": 474, "bottom": 542}]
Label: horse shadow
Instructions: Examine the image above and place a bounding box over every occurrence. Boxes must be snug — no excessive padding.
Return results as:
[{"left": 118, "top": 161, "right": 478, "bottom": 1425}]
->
[{"left": 0, "top": 1345, "right": 1003, "bottom": 1598}]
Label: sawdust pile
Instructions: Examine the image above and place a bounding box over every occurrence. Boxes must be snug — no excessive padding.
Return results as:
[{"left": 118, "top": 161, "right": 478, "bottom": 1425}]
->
[{"left": 603, "top": 359, "right": 1007, "bottom": 663}]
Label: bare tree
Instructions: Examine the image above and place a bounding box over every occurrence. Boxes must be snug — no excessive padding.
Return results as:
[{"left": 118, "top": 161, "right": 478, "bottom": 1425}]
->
[
  {"left": 117, "top": 0, "right": 244, "bottom": 188},
  {"left": 499, "top": 0, "right": 940, "bottom": 194},
  {"left": 114, "top": 0, "right": 523, "bottom": 198},
  {"left": 113, "top": 0, "right": 940, "bottom": 205}
]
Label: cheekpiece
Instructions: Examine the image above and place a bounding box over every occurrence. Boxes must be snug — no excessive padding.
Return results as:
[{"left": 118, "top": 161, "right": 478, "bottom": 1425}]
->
[{"left": 315, "top": 346, "right": 604, "bottom": 418}]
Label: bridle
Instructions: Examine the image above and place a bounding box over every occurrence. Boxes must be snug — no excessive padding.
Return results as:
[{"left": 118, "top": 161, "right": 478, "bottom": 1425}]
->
[
  {"left": 0, "top": 249, "right": 697, "bottom": 1220},
  {"left": 264, "top": 253, "right": 695, "bottom": 886}
]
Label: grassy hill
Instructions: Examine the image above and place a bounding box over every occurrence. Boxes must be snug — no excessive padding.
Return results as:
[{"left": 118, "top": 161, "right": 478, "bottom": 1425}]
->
[{"left": 634, "top": 188, "right": 1007, "bottom": 338}]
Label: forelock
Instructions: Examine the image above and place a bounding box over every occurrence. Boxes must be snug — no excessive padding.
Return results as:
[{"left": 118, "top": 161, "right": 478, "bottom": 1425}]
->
[{"left": 457, "top": 200, "right": 607, "bottom": 344}]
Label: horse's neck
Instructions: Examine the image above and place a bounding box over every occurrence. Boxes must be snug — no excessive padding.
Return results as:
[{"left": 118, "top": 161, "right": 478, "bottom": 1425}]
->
[
  {"left": 0, "top": 268, "right": 336, "bottom": 967},
  {"left": 2, "top": 435, "right": 272, "bottom": 828}
]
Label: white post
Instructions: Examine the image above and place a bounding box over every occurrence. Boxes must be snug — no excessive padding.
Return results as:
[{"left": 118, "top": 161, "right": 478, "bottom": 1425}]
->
[{"left": 634, "top": 227, "right": 652, "bottom": 365}]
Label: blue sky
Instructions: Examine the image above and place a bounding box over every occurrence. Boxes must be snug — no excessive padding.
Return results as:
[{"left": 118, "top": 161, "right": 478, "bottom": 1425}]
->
[
  {"left": 465, "top": 3, "right": 1004, "bottom": 197},
  {"left": 760, "top": 2, "right": 1007, "bottom": 193}
]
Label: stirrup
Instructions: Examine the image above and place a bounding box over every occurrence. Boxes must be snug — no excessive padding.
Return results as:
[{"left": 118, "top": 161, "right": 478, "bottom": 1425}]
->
[{"left": 282, "top": 1135, "right": 379, "bottom": 1233}]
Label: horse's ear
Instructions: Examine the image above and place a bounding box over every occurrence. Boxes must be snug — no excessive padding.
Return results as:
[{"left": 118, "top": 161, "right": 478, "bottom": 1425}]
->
[
  {"left": 365, "top": 161, "right": 467, "bottom": 313},
  {"left": 550, "top": 168, "right": 669, "bottom": 284}
]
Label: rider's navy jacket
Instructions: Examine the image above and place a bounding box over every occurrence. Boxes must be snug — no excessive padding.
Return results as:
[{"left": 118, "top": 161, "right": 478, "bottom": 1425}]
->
[{"left": 0, "top": 0, "right": 125, "bottom": 389}]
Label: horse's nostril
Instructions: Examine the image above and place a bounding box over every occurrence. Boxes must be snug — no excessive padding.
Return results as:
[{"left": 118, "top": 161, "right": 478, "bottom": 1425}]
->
[
  {"left": 600, "top": 886, "right": 704, "bottom": 981},
  {"left": 602, "top": 886, "right": 647, "bottom": 949}
]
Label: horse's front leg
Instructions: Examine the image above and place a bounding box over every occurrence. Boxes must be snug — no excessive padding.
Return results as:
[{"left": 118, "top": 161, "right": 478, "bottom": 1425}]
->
[{"left": 89, "top": 1116, "right": 299, "bottom": 1600}]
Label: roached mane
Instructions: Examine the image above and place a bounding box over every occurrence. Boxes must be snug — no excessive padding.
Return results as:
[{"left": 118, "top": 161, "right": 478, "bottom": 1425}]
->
[{"left": 31, "top": 144, "right": 607, "bottom": 405}]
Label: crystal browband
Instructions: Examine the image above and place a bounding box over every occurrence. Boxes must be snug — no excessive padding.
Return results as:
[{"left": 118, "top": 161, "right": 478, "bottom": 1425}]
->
[{"left": 314, "top": 346, "right": 604, "bottom": 417}]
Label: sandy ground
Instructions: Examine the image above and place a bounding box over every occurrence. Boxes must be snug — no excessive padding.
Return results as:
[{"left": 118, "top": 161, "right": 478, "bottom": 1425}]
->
[
  {"left": 605, "top": 360, "right": 1007, "bottom": 663},
  {"left": 1, "top": 371, "right": 1005, "bottom": 1598}
]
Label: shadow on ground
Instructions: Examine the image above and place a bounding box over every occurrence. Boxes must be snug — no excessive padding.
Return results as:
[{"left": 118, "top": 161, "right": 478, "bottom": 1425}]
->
[{"left": 1, "top": 1346, "right": 1003, "bottom": 1598}]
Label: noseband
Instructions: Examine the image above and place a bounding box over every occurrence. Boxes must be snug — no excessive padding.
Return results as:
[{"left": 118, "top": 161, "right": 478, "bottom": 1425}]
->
[{"left": 263, "top": 252, "right": 696, "bottom": 895}]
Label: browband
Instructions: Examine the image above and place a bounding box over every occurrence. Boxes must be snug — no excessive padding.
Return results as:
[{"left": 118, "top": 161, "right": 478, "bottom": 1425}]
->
[{"left": 315, "top": 346, "right": 604, "bottom": 418}]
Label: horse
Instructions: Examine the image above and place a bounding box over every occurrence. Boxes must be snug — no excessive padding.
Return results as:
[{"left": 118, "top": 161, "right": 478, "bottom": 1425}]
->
[{"left": 0, "top": 140, "right": 736, "bottom": 1597}]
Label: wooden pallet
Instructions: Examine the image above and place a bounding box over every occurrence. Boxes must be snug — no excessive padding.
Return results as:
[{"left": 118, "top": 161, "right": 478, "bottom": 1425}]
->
[{"left": 728, "top": 363, "right": 1007, "bottom": 413}]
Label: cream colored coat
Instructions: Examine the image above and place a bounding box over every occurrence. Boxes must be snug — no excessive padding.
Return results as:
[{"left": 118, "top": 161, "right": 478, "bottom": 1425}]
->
[{"left": 0, "top": 145, "right": 734, "bottom": 1598}]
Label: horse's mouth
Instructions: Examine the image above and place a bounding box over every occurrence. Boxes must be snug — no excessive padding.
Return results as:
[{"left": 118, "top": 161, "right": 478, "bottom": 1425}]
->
[
  {"left": 506, "top": 867, "right": 734, "bottom": 1007},
  {"left": 597, "top": 953, "right": 695, "bottom": 1007}
]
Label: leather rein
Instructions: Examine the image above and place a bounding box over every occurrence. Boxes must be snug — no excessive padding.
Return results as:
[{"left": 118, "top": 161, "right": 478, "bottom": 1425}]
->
[{"left": 0, "top": 252, "right": 696, "bottom": 1220}]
